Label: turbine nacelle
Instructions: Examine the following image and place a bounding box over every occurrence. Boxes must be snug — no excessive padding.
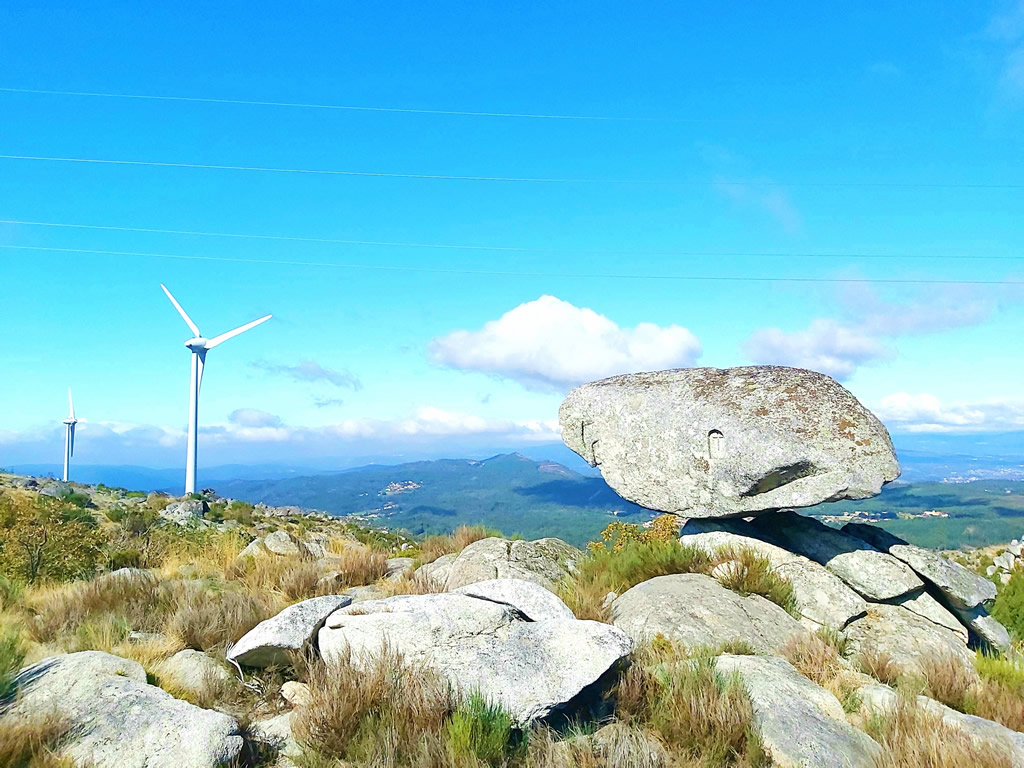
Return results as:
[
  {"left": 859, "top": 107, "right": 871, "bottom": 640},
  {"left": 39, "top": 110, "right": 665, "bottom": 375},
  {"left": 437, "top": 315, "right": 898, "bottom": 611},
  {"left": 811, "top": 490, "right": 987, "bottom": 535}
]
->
[{"left": 185, "top": 337, "right": 210, "bottom": 352}]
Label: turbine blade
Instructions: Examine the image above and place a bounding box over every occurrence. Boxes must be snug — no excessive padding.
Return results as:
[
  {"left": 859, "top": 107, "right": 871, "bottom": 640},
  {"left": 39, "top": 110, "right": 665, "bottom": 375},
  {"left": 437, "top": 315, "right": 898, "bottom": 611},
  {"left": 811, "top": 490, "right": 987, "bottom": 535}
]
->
[
  {"left": 68, "top": 387, "right": 75, "bottom": 420},
  {"left": 160, "top": 284, "right": 201, "bottom": 336},
  {"left": 206, "top": 314, "right": 272, "bottom": 349},
  {"left": 69, "top": 423, "right": 75, "bottom": 457}
]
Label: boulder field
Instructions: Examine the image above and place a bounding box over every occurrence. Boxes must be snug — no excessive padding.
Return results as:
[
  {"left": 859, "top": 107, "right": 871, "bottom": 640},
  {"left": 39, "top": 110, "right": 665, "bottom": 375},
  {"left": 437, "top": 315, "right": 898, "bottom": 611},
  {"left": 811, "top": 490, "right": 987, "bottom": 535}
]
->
[{"left": 3, "top": 364, "right": 1018, "bottom": 767}]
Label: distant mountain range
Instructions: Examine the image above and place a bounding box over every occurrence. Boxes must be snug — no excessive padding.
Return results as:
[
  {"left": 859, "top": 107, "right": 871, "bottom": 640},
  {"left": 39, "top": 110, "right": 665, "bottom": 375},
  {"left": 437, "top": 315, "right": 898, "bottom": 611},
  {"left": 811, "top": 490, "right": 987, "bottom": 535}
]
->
[{"left": 218, "top": 452, "right": 651, "bottom": 546}]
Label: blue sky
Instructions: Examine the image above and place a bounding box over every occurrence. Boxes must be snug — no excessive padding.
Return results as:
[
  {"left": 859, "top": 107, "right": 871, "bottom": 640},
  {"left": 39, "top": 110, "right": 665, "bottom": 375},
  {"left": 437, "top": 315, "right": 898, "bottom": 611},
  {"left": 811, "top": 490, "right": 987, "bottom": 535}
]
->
[{"left": 2, "top": 1, "right": 1024, "bottom": 471}]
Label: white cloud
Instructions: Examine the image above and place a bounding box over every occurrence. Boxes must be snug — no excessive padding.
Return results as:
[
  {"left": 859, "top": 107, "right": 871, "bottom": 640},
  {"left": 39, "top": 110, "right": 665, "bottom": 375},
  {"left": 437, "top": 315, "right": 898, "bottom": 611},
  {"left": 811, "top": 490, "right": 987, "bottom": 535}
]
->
[
  {"left": 744, "top": 318, "right": 890, "bottom": 380},
  {"left": 252, "top": 359, "right": 362, "bottom": 390},
  {"left": 713, "top": 178, "right": 802, "bottom": 234},
  {"left": 229, "top": 409, "right": 282, "bottom": 428},
  {"left": 744, "top": 287, "right": 996, "bottom": 380},
  {"left": 876, "top": 392, "right": 1024, "bottom": 433},
  {"left": 429, "top": 295, "right": 702, "bottom": 389}
]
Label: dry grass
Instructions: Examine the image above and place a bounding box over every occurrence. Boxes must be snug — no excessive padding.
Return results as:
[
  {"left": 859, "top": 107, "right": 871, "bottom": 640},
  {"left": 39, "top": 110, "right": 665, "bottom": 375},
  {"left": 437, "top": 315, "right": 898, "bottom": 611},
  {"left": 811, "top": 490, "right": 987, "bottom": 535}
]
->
[
  {"left": 0, "top": 712, "right": 75, "bottom": 768},
  {"left": 163, "top": 585, "right": 271, "bottom": 652},
  {"left": 616, "top": 643, "right": 768, "bottom": 767},
  {"left": 293, "top": 645, "right": 454, "bottom": 765},
  {"left": 867, "top": 696, "right": 1015, "bottom": 768},
  {"left": 857, "top": 645, "right": 902, "bottom": 687},
  {"left": 783, "top": 630, "right": 845, "bottom": 688},
  {"left": 381, "top": 571, "right": 447, "bottom": 597},
  {"left": 419, "top": 525, "right": 492, "bottom": 565}
]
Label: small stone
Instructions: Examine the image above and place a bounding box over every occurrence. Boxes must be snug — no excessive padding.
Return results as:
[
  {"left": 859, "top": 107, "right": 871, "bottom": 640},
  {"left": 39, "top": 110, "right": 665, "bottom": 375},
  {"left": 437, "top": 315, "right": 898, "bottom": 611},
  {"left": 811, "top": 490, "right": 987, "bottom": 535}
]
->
[{"left": 280, "top": 681, "right": 311, "bottom": 708}]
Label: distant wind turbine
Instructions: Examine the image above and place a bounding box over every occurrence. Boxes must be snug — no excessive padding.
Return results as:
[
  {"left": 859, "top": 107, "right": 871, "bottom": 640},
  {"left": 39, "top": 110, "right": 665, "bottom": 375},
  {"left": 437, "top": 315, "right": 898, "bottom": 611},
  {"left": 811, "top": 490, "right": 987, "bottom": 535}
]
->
[
  {"left": 62, "top": 388, "right": 77, "bottom": 483},
  {"left": 161, "top": 284, "right": 272, "bottom": 495}
]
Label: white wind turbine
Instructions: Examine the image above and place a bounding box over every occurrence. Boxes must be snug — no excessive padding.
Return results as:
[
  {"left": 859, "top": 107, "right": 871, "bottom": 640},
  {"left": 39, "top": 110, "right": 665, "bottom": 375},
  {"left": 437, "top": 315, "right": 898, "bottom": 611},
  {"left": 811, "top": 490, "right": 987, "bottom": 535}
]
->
[
  {"left": 62, "top": 388, "right": 77, "bottom": 483},
  {"left": 161, "top": 285, "right": 272, "bottom": 495}
]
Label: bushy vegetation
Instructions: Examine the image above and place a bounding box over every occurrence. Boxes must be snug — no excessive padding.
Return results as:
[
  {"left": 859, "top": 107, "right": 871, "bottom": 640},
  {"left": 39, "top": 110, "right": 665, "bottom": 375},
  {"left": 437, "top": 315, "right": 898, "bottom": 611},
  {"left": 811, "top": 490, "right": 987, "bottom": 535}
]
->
[
  {"left": 0, "top": 493, "right": 105, "bottom": 584},
  {"left": 992, "top": 571, "right": 1024, "bottom": 641},
  {"left": 559, "top": 518, "right": 796, "bottom": 622}
]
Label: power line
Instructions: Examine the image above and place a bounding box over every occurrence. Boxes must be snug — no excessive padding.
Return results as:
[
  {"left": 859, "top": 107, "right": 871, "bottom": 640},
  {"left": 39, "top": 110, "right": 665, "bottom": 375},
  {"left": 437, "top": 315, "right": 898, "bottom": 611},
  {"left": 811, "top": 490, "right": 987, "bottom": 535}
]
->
[
  {"left": 0, "top": 86, "right": 668, "bottom": 122},
  {"left": 2, "top": 219, "right": 1022, "bottom": 262},
  {"left": 3, "top": 244, "right": 1020, "bottom": 285},
  {"left": 3, "top": 154, "right": 1022, "bottom": 189}
]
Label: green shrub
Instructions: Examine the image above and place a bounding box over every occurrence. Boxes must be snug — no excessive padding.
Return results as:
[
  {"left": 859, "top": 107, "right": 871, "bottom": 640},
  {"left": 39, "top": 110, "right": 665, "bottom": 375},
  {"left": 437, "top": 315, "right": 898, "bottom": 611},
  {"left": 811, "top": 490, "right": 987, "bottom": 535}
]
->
[
  {"left": 0, "top": 624, "right": 26, "bottom": 701},
  {"left": 224, "top": 501, "right": 254, "bottom": 526},
  {"left": 124, "top": 490, "right": 147, "bottom": 499},
  {"left": 108, "top": 549, "right": 142, "bottom": 571},
  {"left": 105, "top": 505, "right": 127, "bottom": 523},
  {"left": 0, "top": 495, "right": 105, "bottom": 584},
  {"left": 62, "top": 492, "right": 92, "bottom": 509},
  {"left": 445, "top": 693, "right": 518, "bottom": 764},
  {"left": 993, "top": 572, "right": 1024, "bottom": 641},
  {"left": 121, "top": 507, "right": 160, "bottom": 535}
]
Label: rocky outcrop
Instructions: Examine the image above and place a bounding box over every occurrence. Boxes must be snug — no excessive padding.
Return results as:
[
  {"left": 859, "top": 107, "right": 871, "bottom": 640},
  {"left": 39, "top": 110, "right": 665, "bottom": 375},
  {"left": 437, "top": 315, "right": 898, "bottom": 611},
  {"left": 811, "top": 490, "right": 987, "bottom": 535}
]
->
[
  {"left": 445, "top": 537, "right": 581, "bottom": 592},
  {"left": 843, "top": 604, "right": 977, "bottom": 680},
  {"left": 716, "top": 654, "right": 880, "bottom": 767},
  {"left": 160, "top": 499, "right": 208, "bottom": 525},
  {"left": 228, "top": 595, "right": 352, "bottom": 667},
  {"left": 748, "top": 512, "right": 922, "bottom": 601},
  {"left": 4, "top": 651, "right": 243, "bottom": 768},
  {"left": 678, "top": 518, "right": 868, "bottom": 630},
  {"left": 842, "top": 523, "right": 996, "bottom": 610},
  {"left": 263, "top": 530, "right": 302, "bottom": 556},
  {"left": 318, "top": 593, "right": 632, "bottom": 724},
  {"left": 451, "top": 578, "right": 575, "bottom": 621},
  {"left": 610, "top": 573, "right": 807, "bottom": 654},
  {"left": 559, "top": 366, "right": 899, "bottom": 518}
]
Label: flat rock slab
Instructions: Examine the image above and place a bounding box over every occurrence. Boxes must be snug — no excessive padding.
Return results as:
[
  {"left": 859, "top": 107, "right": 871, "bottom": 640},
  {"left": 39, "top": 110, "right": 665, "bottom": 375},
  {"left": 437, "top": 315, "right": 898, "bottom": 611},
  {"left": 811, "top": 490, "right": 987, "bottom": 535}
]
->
[
  {"left": 749, "top": 511, "right": 922, "bottom": 601},
  {"left": 445, "top": 537, "right": 581, "bottom": 592},
  {"left": 843, "top": 523, "right": 996, "bottom": 611},
  {"left": 558, "top": 366, "right": 899, "bottom": 517},
  {"left": 611, "top": 573, "right": 807, "bottom": 654},
  {"left": 892, "top": 589, "right": 967, "bottom": 644},
  {"left": 4, "top": 651, "right": 242, "bottom": 768},
  {"left": 679, "top": 518, "right": 868, "bottom": 630},
  {"left": 955, "top": 605, "right": 1011, "bottom": 653},
  {"left": 716, "top": 654, "right": 881, "bottom": 768},
  {"left": 228, "top": 594, "right": 351, "bottom": 667},
  {"left": 451, "top": 578, "right": 575, "bottom": 621},
  {"left": 843, "top": 604, "right": 977, "bottom": 681},
  {"left": 858, "top": 682, "right": 1024, "bottom": 767},
  {"left": 318, "top": 593, "right": 632, "bottom": 725}
]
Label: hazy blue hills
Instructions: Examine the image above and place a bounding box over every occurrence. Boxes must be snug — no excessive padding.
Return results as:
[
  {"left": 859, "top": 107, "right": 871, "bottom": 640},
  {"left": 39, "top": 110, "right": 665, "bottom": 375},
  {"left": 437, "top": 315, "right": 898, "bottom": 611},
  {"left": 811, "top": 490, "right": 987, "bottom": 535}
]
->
[{"left": 220, "top": 452, "right": 652, "bottom": 546}]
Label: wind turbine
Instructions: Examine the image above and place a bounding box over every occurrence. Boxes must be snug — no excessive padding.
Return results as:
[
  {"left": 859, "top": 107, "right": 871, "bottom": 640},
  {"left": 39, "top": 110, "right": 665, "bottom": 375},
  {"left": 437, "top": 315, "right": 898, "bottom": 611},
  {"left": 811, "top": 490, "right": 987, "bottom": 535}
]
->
[
  {"left": 161, "top": 284, "right": 272, "bottom": 495},
  {"left": 62, "top": 388, "right": 77, "bottom": 483}
]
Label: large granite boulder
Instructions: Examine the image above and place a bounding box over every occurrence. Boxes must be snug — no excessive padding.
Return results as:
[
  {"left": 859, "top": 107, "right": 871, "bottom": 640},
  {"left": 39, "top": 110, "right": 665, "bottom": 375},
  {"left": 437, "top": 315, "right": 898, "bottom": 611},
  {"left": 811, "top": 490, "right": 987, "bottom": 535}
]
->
[
  {"left": 445, "top": 537, "right": 581, "bottom": 592},
  {"left": 451, "top": 578, "right": 575, "bottom": 621},
  {"left": 318, "top": 593, "right": 632, "bottom": 725},
  {"left": 716, "top": 654, "right": 881, "bottom": 767},
  {"left": 843, "top": 604, "right": 977, "bottom": 681},
  {"left": 610, "top": 573, "right": 807, "bottom": 654},
  {"left": 748, "top": 512, "right": 922, "bottom": 601},
  {"left": 679, "top": 518, "right": 868, "bottom": 630},
  {"left": 559, "top": 366, "right": 899, "bottom": 518},
  {"left": 228, "top": 595, "right": 351, "bottom": 667},
  {"left": 842, "top": 523, "right": 997, "bottom": 610},
  {"left": 262, "top": 529, "right": 302, "bottom": 556},
  {"left": 3, "top": 651, "right": 243, "bottom": 768}
]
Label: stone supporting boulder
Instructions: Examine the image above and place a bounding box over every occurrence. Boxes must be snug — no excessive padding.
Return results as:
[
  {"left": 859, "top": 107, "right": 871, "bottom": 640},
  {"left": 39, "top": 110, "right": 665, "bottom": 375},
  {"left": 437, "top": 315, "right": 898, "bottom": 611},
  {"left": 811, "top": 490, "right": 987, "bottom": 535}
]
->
[
  {"left": 318, "top": 593, "right": 632, "bottom": 725},
  {"left": 451, "top": 577, "right": 575, "bottom": 621},
  {"left": 444, "top": 537, "right": 581, "bottom": 592},
  {"left": 842, "top": 522, "right": 997, "bottom": 610},
  {"left": 679, "top": 518, "right": 868, "bottom": 630},
  {"left": 748, "top": 512, "right": 922, "bottom": 601},
  {"left": 842, "top": 604, "right": 977, "bottom": 681},
  {"left": 716, "top": 654, "right": 881, "bottom": 767},
  {"left": 610, "top": 573, "right": 808, "bottom": 654},
  {"left": 228, "top": 594, "right": 352, "bottom": 667},
  {"left": 3, "top": 651, "right": 243, "bottom": 768},
  {"left": 558, "top": 366, "right": 899, "bottom": 518}
]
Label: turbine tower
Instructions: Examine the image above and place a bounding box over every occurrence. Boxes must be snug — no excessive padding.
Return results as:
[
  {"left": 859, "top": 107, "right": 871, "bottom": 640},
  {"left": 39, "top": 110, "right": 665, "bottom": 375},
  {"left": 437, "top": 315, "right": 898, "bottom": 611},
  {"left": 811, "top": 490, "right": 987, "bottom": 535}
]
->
[
  {"left": 161, "top": 285, "right": 272, "bottom": 495},
  {"left": 62, "top": 388, "right": 77, "bottom": 483}
]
